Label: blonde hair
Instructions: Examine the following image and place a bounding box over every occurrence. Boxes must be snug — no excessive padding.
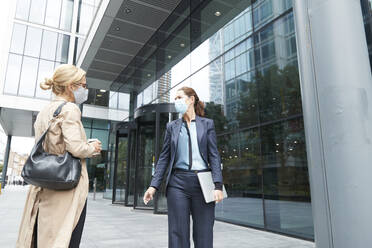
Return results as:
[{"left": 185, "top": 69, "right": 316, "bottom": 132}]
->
[{"left": 40, "top": 64, "right": 86, "bottom": 95}]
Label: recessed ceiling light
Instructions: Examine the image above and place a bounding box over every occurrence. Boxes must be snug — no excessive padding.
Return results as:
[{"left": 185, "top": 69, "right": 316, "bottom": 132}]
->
[
  {"left": 147, "top": 73, "right": 151, "bottom": 77},
  {"left": 100, "top": 89, "right": 106, "bottom": 92},
  {"left": 180, "top": 43, "right": 185, "bottom": 47},
  {"left": 97, "top": 94, "right": 102, "bottom": 97},
  {"left": 167, "top": 55, "right": 172, "bottom": 59},
  {"left": 124, "top": 7, "right": 132, "bottom": 14},
  {"left": 215, "top": 11, "right": 221, "bottom": 17},
  {"left": 115, "top": 26, "right": 120, "bottom": 31}
]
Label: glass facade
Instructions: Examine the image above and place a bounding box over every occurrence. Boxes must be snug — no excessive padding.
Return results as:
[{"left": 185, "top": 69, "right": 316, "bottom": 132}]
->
[
  {"left": 4, "top": 0, "right": 114, "bottom": 193},
  {"left": 108, "top": 0, "right": 313, "bottom": 240},
  {"left": 82, "top": 118, "right": 110, "bottom": 191},
  {"left": 4, "top": 22, "right": 69, "bottom": 98}
]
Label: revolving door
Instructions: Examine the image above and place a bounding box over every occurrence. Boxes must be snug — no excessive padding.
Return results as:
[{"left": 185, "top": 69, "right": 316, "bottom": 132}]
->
[{"left": 112, "top": 103, "right": 178, "bottom": 213}]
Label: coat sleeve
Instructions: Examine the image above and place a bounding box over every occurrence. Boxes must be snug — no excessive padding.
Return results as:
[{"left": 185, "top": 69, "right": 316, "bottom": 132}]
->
[
  {"left": 207, "top": 119, "right": 223, "bottom": 187},
  {"left": 150, "top": 122, "right": 172, "bottom": 190},
  {"left": 61, "top": 103, "right": 96, "bottom": 159}
]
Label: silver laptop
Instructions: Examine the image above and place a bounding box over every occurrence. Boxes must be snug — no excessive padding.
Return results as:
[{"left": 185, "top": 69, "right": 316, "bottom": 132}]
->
[{"left": 197, "top": 171, "right": 228, "bottom": 203}]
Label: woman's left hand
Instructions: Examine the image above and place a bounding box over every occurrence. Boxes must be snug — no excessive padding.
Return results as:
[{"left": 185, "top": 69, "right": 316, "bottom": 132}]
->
[{"left": 214, "top": 190, "right": 224, "bottom": 203}]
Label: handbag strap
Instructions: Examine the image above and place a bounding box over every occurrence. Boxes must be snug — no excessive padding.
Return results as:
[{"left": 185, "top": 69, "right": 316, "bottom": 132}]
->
[
  {"left": 33, "top": 102, "right": 68, "bottom": 153},
  {"left": 53, "top": 102, "right": 68, "bottom": 118}
]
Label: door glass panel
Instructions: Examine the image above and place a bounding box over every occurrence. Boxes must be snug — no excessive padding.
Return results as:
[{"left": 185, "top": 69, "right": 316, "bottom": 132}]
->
[
  {"left": 135, "top": 115, "right": 156, "bottom": 209},
  {"left": 155, "top": 112, "right": 179, "bottom": 213},
  {"left": 114, "top": 136, "right": 128, "bottom": 203},
  {"left": 126, "top": 129, "right": 136, "bottom": 206},
  {"left": 104, "top": 128, "right": 116, "bottom": 199}
]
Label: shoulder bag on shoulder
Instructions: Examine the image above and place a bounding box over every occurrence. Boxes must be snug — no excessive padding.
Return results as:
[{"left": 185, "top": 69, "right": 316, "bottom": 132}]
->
[{"left": 21, "top": 102, "right": 82, "bottom": 190}]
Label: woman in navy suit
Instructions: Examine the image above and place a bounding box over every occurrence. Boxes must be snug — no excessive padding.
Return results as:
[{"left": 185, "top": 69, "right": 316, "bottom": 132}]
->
[{"left": 143, "top": 86, "right": 224, "bottom": 248}]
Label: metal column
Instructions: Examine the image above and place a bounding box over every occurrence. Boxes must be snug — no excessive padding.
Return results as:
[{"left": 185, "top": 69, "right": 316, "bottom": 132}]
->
[
  {"left": 293, "top": 0, "right": 372, "bottom": 247},
  {"left": 1, "top": 135, "right": 12, "bottom": 189}
]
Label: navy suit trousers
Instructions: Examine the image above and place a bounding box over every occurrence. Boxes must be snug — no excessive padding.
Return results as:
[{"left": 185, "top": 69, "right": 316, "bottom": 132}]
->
[{"left": 167, "top": 170, "right": 215, "bottom": 248}]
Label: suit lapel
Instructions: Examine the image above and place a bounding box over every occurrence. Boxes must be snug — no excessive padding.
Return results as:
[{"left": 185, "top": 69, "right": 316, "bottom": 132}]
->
[
  {"left": 195, "top": 115, "right": 204, "bottom": 149},
  {"left": 173, "top": 118, "right": 183, "bottom": 152}
]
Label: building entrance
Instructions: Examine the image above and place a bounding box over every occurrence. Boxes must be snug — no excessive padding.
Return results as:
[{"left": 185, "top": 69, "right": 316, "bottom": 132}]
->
[{"left": 112, "top": 103, "right": 178, "bottom": 213}]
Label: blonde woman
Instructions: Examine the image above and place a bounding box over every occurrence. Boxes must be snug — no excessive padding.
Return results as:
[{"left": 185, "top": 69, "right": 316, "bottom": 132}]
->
[{"left": 16, "top": 64, "right": 101, "bottom": 248}]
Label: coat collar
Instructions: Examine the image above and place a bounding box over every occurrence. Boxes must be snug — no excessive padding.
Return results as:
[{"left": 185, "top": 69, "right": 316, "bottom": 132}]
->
[
  {"left": 53, "top": 95, "right": 69, "bottom": 102},
  {"left": 173, "top": 115, "right": 205, "bottom": 150}
]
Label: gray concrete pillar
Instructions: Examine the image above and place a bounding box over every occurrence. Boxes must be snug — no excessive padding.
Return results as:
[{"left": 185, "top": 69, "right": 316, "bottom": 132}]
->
[
  {"left": 1, "top": 135, "right": 12, "bottom": 189},
  {"left": 293, "top": 0, "right": 372, "bottom": 247}
]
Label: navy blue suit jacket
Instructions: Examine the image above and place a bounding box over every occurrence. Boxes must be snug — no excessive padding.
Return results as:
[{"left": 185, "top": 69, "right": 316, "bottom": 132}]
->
[{"left": 150, "top": 115, "right": 223, "bottom": 191}]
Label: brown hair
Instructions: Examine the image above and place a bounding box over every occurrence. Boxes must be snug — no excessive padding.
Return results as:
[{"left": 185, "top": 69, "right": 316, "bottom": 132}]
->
[
  {"left": 40, "top": 64, "right": 86, "bottom": 95},
  {"left": 178, "top": 86, "right": 205, "bottom": 117}
]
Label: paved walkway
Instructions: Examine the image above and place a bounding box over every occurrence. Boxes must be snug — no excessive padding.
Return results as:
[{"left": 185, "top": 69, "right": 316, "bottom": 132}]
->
[{"left": 0, "top": 185, "right": 315, "bottom": 248}]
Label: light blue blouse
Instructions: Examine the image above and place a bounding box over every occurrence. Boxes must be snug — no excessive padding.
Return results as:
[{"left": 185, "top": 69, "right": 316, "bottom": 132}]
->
[{"left": 174, "top": 120, "right": 208, "bottom": 170}]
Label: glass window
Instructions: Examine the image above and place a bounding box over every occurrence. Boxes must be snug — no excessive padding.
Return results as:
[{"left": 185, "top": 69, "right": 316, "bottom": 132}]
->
[
  {"left": 4, "top": 54, "right": 23, "bottom": 95},
  {"left": 24, "top": 26, "right": 42, "bottom": 57},
  {"left": 118, "top": 93, "right": 130, "bottom": 110},
  {"left": 95, "top": 89, "right": 109, "bottom": 107},
  {"left": 78, "top": 1, "right": 95, "bottom": 35},
  {"left": 92, "top": 119, "right": 109, "bottom": 129},
  {"left": 10, "top": 24, "right": 27, "bottom": 54},
  {"left": 137, "top": 92, "right": 143, "bottom": 107},
  {"left": 236, "top": 52, "right": 247, "bottom": 76},
  {"left": 76, "top": 37, "right": 85, "bottom": 61},
  {"left": 215, "top": 129, "right": 264, "bottom": 228},
  {"left": 56, "top": 34, "right": 70, "bottom": 63},
  {"left": 18, "top": 56, "right": 39, "bottom": 97},
  {"left": 15, "top": 0, "right": 31, "bottom": 20},
  {"left": 224, "top": 60, "right": 235, "bottom": 81},
  {"left": 91, "top": 129, "right": 109, "bottom": 150},
  {"left": 109, "top": 92, "right": 118, "bottom": 108},
  {"left": 35, "top": 59, "right": 54, "bottom": 99},
  {"left": 40, "top": 30, "right": 58, "bottom": 61},
  {"left": 45, "top": 0, "right": 62, "bottom": 28},
  {"left": 29, "top": 0, "right": 47, "bottom": 24},
  {"left": 261, "top": 119, "right": 313, "bottom": 238},
  {"left": 143, "top": 83, "right": 154, "bottom": 105},
  {"left": 60, "top": 0, "right": 74, "bottom": 31}
]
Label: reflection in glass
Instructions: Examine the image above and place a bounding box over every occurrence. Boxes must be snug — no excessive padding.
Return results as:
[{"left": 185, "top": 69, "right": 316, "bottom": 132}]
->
[
  {"left": 114, "top": 136, "right": 128, "bottom": 203},
  {"left": 40, "top": 30, "right": 58, "bottom": 61},
  {"left": 45, "top": 0, "right": 62, "bottom": 28},
  {"left": 135, "top": 117, "right": 155, "bottom": 209},
  {"left": 18, "top": 56, "right": 39, "bottom": 97},
  {"left": 92, "top": 129, "right": 109, "bottom": 150},
  {"left": 29, "top": 0, "right": 47, "bottom": 24},
  {"left": 24, "top": 27, "right": 42, "bottom": 57},
  {"left": 60, "top": 0, "right": 74, "bottom": 31},
  {"left": 118, "top": 93, "right": 130, "bottom": 110},
  {"left": 261, "top": 119, "right": 313, "bottom": 238},
  {"left": 127, "top": 128, "right": 136, "bottom": 205},
  {"left": 35, "top": 59, "right": 54, "bottom": 99},
  {"left": 109, "top": 92, "right": 118, "bottom": 108},
  {"left": 10, "top": 24, "right": 27, "bottom": 55},
  {"left": 56, "top": 34, "right": 70, "bottom": 63},
  {"left": 77, "top": 0, "right": 101, "bottom": 35},
  {"left": 104, "top": 126, "right": 116, "bottom": 199},
  {"left": 214, "top": 128, "right": 264, "bottom": 227},
  {"left": 15, "top": 0, "right": 31, "bottom": 20},
  {"left": 4, "top": 54, "right": 23, "bottom": 95}
]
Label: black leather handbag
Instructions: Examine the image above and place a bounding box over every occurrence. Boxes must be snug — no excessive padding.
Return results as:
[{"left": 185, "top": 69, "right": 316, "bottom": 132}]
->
[{"left": 21, "top": 102, "right": 82, "bottom": 190}]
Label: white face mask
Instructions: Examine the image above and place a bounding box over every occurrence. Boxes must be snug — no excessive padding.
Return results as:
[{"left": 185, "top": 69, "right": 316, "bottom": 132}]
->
[
  {"left": 175, "top": 98, "right": 189, "bottom": 115},
  {"left": 73, "top": 86, "right": 88, "bottom": 104}
]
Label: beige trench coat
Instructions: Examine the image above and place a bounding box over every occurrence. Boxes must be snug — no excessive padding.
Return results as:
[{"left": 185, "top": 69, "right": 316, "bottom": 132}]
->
[{"left": 16, "top": 96, "right": 96, "bottom": 248}]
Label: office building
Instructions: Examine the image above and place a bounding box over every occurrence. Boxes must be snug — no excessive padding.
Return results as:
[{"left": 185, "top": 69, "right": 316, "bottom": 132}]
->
[{"left": 0, "top": 0, "right": 371, "bottom": 246}]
